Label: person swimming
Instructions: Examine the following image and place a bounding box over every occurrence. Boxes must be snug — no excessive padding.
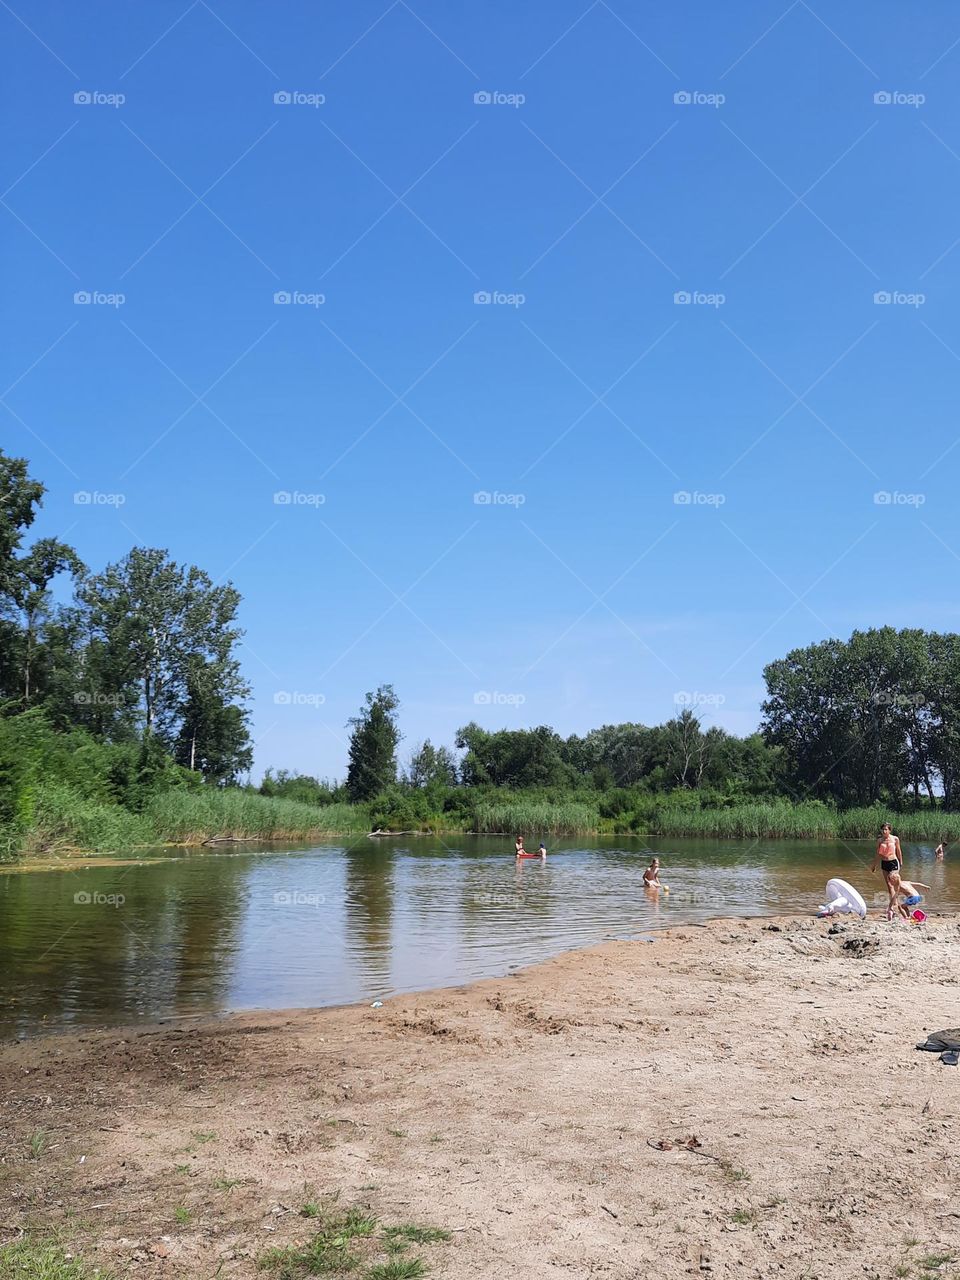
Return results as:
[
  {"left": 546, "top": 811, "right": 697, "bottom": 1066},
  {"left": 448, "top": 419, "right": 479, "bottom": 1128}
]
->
[{"left": 538, "top": 841, "right": 547, "bottom": 858}]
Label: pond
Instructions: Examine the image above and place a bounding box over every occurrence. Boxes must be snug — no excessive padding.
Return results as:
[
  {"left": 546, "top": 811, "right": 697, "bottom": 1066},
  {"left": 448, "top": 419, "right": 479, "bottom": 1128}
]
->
[{"left": 1, "top": 835, "right": 955, "bottom": 1038}]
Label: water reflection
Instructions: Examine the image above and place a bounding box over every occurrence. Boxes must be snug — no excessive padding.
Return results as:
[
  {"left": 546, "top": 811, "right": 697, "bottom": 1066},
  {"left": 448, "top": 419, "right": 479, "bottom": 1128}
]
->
[{"left": 1, "top": 836, "right": 958, "bottom": 1037}]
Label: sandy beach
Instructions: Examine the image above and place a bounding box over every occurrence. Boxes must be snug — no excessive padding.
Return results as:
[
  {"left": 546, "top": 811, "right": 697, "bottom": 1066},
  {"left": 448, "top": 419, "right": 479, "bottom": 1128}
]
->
[{"left": 2, "top": 914, "right": 959, "bottom": 1279}]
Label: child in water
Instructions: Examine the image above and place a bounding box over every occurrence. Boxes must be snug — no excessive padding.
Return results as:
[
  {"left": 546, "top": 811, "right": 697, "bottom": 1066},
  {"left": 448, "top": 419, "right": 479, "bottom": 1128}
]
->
[{"left": 643, "top": 857, "right": 667, "bottom": 890}]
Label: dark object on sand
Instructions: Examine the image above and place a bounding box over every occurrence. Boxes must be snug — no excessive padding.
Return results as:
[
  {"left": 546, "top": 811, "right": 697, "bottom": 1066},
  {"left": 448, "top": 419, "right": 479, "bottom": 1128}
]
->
[{"left": 916, "top": 1030, "right": 960, "bottom": 1064}]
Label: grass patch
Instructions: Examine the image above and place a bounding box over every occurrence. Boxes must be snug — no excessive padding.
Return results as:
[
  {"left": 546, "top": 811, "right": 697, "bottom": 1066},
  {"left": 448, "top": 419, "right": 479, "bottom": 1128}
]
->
[
  {"left": 728, "top": 1209, "right": 756, "bottom": 1226},
  {"left": 0, "top": 1238, "right": 115, "bottom": 1279},
  {"left": 918, "top": 1254, "right": 955, "bottom": 1271},
  {"left": 28, "top": 1128, "right": 49, "bottom": 1159},
  {"left": 382, "top": 1227, "right": 450, "bottom": 1246},
  {"left": 173, "top": 1206, "right": 190, "bottom": 1225},
  {"left": 365, "top": 1262, "right": 426, "bottom": 1280},
  {"left": 259, "top": 1208, "right": 449, "bottom": 1279}
]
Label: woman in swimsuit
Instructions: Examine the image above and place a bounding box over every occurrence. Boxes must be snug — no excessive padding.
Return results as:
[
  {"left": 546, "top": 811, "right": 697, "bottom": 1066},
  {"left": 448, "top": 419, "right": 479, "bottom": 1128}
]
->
[
  {"left": 871, "top": 822, "right": 903, "bottom": 916},
  {"left": 515, "top": 835, "right": 525, "bottom": 858}
]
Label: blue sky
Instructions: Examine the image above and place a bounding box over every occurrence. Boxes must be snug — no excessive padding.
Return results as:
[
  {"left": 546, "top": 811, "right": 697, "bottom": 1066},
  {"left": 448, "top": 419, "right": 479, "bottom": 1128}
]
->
[{"left": 4, "top": 0, "right": 960, "bottom": 780}]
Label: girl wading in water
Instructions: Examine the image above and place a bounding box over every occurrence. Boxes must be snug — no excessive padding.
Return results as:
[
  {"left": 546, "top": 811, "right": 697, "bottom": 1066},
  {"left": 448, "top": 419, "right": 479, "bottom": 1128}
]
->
[{"left": 871, "top": 822, "right": 904, "bottom": 917}]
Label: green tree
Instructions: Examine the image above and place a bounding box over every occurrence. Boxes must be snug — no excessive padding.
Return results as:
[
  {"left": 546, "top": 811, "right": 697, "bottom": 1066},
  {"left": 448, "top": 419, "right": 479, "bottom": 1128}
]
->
[
  {"left": 79, "top": 547, "right": 247, "bottom": 745},
  {"left": 346, "top": 685, "right": 401, "bottom": 802},
  {"left": 406, "top": 739, "right": 457, "bottom": 787},
  {"left": 175, "top": 657, "right": 252, "bottom": 783},
  {"left": 0, "top": 450, "right": 44, "bottom": 598},
  {"left": 9, "top": 538, "right": 85, "bottom": 704}
]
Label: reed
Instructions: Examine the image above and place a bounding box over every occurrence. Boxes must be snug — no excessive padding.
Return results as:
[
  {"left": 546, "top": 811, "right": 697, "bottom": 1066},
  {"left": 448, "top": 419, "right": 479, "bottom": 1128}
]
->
[
  {"left": 471, "top": 799, "right": 599, "bottom": 835},
  {"left": 646, "top": 801, "right": 839, "bottom": 840},
  {"left": 28, "top": 782, "right": 155, "bottom": 852},
  {"left": 145, "top": 791, "right": 369, "bottom": 843},
  {"left": 836, "top": 806, "right": 960, "bottom": 842}
]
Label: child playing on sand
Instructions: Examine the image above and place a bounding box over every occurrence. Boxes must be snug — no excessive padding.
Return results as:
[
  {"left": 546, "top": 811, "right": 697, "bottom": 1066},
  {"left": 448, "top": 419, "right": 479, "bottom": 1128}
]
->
[{"left": 886, "top": 873, "right": 930, "bottom": 921}]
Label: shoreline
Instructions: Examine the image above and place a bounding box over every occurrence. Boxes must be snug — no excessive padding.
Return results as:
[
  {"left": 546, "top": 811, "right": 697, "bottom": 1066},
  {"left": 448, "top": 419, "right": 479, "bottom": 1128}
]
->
[{"left": 3, "top": 914, "right": 959, "bottom": 1278}]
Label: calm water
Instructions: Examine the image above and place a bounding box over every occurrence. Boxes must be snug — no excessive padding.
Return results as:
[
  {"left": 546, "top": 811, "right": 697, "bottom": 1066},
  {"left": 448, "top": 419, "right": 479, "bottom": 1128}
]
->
[{"left": 1, "top": 836, "right": 957, "bottom": 1038}]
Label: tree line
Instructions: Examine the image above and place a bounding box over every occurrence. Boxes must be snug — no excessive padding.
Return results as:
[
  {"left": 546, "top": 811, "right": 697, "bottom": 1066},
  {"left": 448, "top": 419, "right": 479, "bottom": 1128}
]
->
[
  {"left": 0, "top": 449, "right": 252, "bottom": 804},
  {"left": 5, "top": 447, "right": 960, "bottom": 841}
]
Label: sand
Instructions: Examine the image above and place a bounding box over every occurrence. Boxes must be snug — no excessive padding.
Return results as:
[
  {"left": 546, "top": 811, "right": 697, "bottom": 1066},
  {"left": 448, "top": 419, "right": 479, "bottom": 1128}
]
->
[{"left": 2, "top": 914, "right": 959, "bottom": 1279}]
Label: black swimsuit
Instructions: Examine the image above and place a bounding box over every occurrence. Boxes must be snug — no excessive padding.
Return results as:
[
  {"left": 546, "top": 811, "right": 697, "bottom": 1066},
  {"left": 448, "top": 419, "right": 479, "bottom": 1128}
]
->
[{"left": 881, "top": 857, "right": 900, "bottom": 873}]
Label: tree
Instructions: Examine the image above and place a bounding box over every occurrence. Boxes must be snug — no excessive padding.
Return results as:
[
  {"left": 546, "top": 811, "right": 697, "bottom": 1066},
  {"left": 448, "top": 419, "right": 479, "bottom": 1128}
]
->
[
  {"left": 346, "top": 685, "right": 401, "bottom": 801},
  {"left": 79, "top": 547, "right": 247, "bottom": 747},
  {"left": 9, "top": 538, "right": 85, "bottom": 704},
  {"left": 406, "top": 739, "right": 457, "bottom": 788},
  {"left": 175, "top": 657, "right": 252, "bottom": 783},
  {"left": 0, "top": 450, "right": 44, "bottom": 599}
]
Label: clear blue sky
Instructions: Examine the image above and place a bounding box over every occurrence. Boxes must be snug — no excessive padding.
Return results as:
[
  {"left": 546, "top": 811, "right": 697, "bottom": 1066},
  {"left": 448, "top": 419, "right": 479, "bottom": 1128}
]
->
[{"left": 4, "top": 0, "right": 960, "bottom": 780}]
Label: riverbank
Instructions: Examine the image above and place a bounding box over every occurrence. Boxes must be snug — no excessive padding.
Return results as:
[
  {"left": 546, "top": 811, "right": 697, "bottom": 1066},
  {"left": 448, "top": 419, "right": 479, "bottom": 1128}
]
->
[
  {"left": 9, "top": 791, "right": 960, "bottom": 862},
  {"left": 2, "top": 916, "right": 959, "bottom": 1279}
]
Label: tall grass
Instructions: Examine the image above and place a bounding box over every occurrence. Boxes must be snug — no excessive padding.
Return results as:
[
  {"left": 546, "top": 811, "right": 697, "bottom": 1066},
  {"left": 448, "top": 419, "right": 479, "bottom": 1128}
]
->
[
  {"left": 471, "top": 799, "right": 599, "bottom": 835},
  {"left": 647, "top": 800, "right": 839, "bottom": 840},
  {"left": 836, "top": 806, "right": 960, "bottom": 842},
  {"left": 28, "top": 781, "right": 156, "bottom": 852},
  {"left": 145, "top": 791, "right": 370, "bottom": 843}
]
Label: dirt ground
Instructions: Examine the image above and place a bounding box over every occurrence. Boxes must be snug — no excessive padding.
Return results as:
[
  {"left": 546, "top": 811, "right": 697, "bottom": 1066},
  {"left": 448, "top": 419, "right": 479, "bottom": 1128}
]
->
[{"left": 2, "top": 914, "right": 959, "bottom": 1279}]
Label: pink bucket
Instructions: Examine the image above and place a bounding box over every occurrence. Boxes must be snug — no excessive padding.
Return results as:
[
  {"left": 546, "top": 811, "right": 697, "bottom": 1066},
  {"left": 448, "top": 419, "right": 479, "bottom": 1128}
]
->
[{"left": 912, "top": 909, "right": 927, "bottom": 922}]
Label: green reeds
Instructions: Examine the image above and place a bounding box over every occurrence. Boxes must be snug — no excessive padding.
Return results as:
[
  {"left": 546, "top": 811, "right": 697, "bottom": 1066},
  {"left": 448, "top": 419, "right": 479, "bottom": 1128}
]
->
[
  {"left": 471, "top": 800, "right": 599, "bottom": 835},
  {"left": 145, "top": 792, "right": 370, "bottom": 843}
]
